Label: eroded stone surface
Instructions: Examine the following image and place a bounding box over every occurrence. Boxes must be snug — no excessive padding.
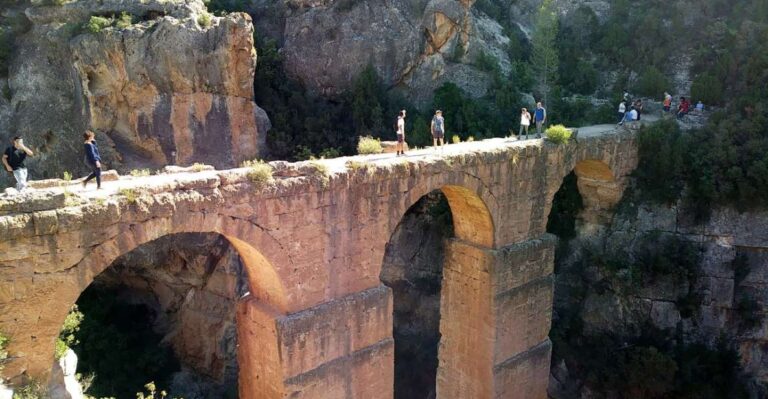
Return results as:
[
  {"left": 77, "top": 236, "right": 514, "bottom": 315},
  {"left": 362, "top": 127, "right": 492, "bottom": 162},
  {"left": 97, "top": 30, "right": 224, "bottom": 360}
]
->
[{"left": 2, "top": 0, "right": 266, "bottom": 187}]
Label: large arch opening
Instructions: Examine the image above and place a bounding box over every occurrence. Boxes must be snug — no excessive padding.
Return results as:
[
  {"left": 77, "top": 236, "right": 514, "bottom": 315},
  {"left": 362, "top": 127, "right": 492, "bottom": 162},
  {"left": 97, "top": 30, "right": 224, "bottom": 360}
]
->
[
  {"left": 381, "top": 185, "right": 495, "bottom": 399},
  {"left": 381, "top": 190, "right": 453, "bottom": 399},
  {"left": 52, "top": 232, "right": 287, "bottom": 399}
]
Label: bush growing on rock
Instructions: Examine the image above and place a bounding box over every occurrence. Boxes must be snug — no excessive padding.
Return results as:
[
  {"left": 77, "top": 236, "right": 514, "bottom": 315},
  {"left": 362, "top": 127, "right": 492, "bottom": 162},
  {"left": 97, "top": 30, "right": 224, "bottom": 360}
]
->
[
  {"left": 197, "top": 12, "right": 213, "bottom": 28},
  {"left": 55, "top": 305, "right": 83, "bottom": 359},
  {"left": 0, "top": 331, "right": 7, "bottom": 371},
  {"left": 115, "top": 12, "right": 134, "bottom": 29},
  {"left": 241, "top": 159, "right": 274, "bottom": 188},
  {"left": 357, "top": 136, "right": 382, "bottom": 155},
  {"left": 635, "top": 66, "right": 670, "bottom": 98},
  {"left": 85, "top": 16, "right": 112, "bottom": 34},
  {"left": 545, "top": 124, "right": 571, "bottom": 144},
  {"left": 130, "top": 169, "right": 151, "bottom": 177},
  {"left": 691, "top": 73, "right": 723, "bottom": 106}
]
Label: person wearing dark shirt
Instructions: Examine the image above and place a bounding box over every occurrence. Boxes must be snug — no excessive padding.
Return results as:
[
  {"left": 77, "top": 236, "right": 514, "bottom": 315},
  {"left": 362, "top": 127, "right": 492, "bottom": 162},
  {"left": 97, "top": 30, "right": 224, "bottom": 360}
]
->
[
  {"left": 3, "top": 136, "right": 34, "bottom": 191},
  {"left": 82, "top": 130, "right": 102, "bottom": 189}
]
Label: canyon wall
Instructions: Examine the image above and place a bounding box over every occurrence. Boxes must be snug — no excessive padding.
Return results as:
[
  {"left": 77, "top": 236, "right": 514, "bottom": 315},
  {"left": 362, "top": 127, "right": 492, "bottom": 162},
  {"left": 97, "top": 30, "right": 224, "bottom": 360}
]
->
[{"left": 1, "top": 0, "right": 268, "bottom": 186}]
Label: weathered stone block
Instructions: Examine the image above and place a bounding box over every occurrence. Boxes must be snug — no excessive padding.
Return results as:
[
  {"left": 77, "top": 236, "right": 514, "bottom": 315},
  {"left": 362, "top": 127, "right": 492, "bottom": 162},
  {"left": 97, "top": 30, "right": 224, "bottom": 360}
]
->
[
  {"left": 494, "top": 277, "right": 554, "bottom": 364},
  {"left": 276, "top": 286, "right": 392, "bottom": 379},
  {"left": 493, "top": 339, "right": 551, "bottom": 399},
  {"left": 284, "top": 339, "right": 394, "bottom": 399},
  {"left": 493, "top": 235, "right": 556, "bottom": 294}
]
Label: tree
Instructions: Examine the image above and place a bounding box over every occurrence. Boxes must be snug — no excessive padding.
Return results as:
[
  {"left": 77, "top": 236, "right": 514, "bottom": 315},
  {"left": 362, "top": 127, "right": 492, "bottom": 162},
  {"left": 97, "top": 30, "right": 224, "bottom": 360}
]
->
[
  {"left": 351, "top": 65, "right": 385, "bottom": 136},
  {"left": 530, "top": 0, "right": 559, "bottom": 106}
]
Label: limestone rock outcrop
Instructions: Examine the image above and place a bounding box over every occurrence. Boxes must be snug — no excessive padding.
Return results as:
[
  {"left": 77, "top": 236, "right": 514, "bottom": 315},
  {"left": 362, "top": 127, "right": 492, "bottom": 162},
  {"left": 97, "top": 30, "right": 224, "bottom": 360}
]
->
[
  {"left": 550, "top": 203, "right": 768, "bottom": 398},
  {"left": 257, "top": 0, "right": 511, "bottom": 107},
  {"left": 2, "top": 0, "right": 267, "bottom": 187}
]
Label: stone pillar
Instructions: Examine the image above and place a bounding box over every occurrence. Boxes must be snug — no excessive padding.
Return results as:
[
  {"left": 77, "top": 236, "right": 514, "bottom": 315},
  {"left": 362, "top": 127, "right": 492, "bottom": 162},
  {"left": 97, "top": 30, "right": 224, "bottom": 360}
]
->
[
  {"left": 437, "top": 239, "right": 495, "bottom": 399},
  {"left": 273, "top": 286, "right": 394, "bottom": 399},
  {"left": 491, "top": 235, "right": 555, "bottom": 399},
  {"left": 437, "top": 235, "right": 555, "bottom": 399}
]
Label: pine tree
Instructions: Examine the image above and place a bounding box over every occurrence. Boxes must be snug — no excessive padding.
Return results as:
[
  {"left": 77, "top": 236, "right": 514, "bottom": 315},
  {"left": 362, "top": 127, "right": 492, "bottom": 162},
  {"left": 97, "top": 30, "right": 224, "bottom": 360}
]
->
[{"left": 530, "top": 0, "right": 559, "bottom": 107}]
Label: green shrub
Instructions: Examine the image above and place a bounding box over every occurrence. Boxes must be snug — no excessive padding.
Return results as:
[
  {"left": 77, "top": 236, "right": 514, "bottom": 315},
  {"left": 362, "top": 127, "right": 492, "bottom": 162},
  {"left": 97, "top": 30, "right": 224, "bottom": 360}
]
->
[
  {"left": 130, "top": 169, "right": 151, "bottom": 177},
  {"left": 118, "top": 188, "right": 140, "bottom": 204},
  {"left": 635, "top": 66, "right": 670, "bottom": 98},
  {"left": 633, "top": 120, "right": 685, "bottom": 204},
  {"left": 357, "top": 136, "right": 383, "bottom": 155},
  {"left": 691, "top": 73, "right": 724, "bottom": 106},
  {"left": 135, "top": 381, "right": 173, "bottom": 399},
  {"left": 466, "top": 136, "right": 475, "bottom": 142},
  {"left": 55, "top": 305, "right": 84, "bottom": 360},
  {"left": 190, "top": 163, "right": 206, "bottom": 172},
  {"left": 85, "top": 16, "right": 112, "bottom": 34},
  {"left": 451, "top": 135, "right": 461, "bottom": 144},
  {"left": 196, "top": 12, "right": 212, "bottom": 28},
  {"left": 319, "top": 147, "right": 342, "bottom": 159},
  {"left": 309, "top": 161, "right": 330, "bottom": 188},
  {"left": 545, "top": 124, "right": 571, "bottom": 144},
  {"left": 11, "top": 380, "right": 46, "bottom": 399},
  {"left": 115, "top": 12, "right": 134, "bottom": 29},
  {"left": 0, "top": 332, "right": 8, "bottom": 371},
  {"left": 241, "top": 159, "right": 274, "bottom": 188},
  {"left": 345, "top": 160, "right": 374, "bottom": 174}
]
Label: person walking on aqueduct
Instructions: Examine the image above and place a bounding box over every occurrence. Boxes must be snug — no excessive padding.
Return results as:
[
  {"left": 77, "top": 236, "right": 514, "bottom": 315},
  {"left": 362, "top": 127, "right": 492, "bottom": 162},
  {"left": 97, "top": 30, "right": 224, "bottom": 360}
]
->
[
  {"left": 396, "top": 110, "right": 407, "bottom": 156},
  {"left": 663, "top": 91, "right": 672, "bottom": 113},
  {"left": 617, "top": 100, "right": 627, "bottom": 125},
  {"left": 431, "top": 110, "right": 445, "bottom": 149},
  {"left": 82, "top": 130, "right": 102, "bottom": 190},
  {"left": 2, "top": 136, "right": 34, "bottom": 191},
  {"left": 534, "top": 102, "right": 547, "bottom": 138},
  {"left": 519, "top": 107, "right": 531, "bottom": 139}
]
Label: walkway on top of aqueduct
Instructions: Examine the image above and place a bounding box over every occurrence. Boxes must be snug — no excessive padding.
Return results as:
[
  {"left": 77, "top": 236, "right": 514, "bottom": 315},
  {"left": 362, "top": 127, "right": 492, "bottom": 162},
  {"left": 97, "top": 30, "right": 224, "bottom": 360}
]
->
[{"left": 0, "top": 122, "right": 643, "bottom": 399}]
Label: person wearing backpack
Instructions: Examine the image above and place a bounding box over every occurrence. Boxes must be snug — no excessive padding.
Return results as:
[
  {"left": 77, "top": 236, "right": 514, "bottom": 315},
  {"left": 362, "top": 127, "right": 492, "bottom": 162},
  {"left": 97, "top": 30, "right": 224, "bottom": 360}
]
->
[
  {"left": 430, "top": 110, "right": 445, "bottom": 149},
  {"left": 82, "top": 130, "right": 102, "bottom": 189},
  {"left": 395, "top": 110, "right": 406, "bottom": 156}
]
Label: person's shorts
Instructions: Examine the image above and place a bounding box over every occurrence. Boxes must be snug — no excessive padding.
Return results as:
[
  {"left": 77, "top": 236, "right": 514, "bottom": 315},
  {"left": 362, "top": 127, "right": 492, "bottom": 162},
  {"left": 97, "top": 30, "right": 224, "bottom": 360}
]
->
[
  {"left": 663, "top": 106, "right": 670, "bottom": 112},
  {"left": 397, "top": 133, "right": 404, "bottom": 143},
  {"left": 432, "top": 130, "right": 444, "bottom": 139}
]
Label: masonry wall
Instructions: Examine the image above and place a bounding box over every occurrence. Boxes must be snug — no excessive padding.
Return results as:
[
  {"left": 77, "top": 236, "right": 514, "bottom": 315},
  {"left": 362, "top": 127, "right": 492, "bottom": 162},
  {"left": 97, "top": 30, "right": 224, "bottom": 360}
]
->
[{"left": 0, "top": 130, "right": 638, "bottom": 397}]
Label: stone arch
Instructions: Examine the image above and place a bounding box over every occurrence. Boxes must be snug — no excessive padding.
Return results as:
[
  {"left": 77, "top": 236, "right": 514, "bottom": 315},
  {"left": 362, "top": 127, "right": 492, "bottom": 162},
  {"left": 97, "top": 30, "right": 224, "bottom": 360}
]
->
[
  {"left": 49, "top": 215, "right": 290, "bottom": 399},
  {"left": 393, "top": 180, "right": 496, "bottom": 249},
  {"left": 381, "top": 182, "right": 496, "bottom": 399},
  {"left": 548, "top": 159, "right": 624, "bottom": 236}
]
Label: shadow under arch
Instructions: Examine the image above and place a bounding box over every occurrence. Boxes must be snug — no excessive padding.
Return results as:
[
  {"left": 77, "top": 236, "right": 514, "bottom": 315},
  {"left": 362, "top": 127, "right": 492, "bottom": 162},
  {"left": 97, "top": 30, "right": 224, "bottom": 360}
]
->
[
  {"left": 54, "top": 221, "right": 291, "bottom": 399},
  {"left": 381, "top": 183, "right": 496, "bottom": 399},
  {"left": 570, "top": 159, "right": 623, "bottom": 233}
]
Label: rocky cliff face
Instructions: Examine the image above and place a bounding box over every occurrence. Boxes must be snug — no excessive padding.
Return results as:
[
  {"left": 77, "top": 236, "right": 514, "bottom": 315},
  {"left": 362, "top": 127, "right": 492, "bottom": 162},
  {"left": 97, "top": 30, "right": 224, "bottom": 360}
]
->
[
  {"left": 250, "top": 0, "right": 512, "bottom": 107},
  {"left": 2, "top": 0, "right": 267, "bottom": 185},
  {"left": 549, "top": 201, "right": 768, "bottom": 397}
]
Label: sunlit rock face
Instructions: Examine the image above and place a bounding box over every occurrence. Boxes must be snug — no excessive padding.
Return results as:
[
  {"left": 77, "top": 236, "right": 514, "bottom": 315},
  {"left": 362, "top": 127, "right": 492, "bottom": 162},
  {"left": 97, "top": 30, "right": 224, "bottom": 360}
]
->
[{"left": 2, "top": 0, "right": 267, "bottom": 186}]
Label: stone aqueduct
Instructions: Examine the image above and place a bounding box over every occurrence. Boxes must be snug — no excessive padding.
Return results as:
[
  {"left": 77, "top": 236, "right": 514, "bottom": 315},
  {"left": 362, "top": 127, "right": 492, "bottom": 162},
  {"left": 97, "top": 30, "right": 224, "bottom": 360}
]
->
[{"left": 0, "top": 130, "right": 638, "bottom": 398}]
